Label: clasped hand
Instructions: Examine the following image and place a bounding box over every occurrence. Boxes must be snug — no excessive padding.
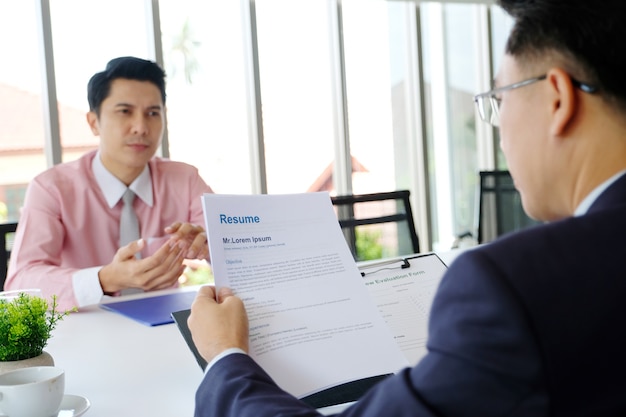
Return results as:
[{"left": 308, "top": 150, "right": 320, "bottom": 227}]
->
[
  {"left": 188, "top": 286, "right": 249, "bottom": 363},
  {"left": 99, "top": 221, "right": 209, "bottom": 294}
]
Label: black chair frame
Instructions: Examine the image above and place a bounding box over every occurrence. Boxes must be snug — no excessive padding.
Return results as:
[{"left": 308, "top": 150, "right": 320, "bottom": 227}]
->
[
  {"left": 476, "top": 170, "right": 538, "bottom": 244},
  {"left": 331, "top": 190, "right": 420, "bottom": 260},
  {"left": 1, "top": 221, "right": 18, "bottom": 290}
]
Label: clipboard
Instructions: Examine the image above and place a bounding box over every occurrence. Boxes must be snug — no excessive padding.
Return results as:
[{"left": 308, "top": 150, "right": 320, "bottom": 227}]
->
[
  {"left": 358, "top": 252, "right": 448, "bottom": 277},
  {"left": 100, "top": 291, "right": 197, "bottom": 326},
  {"left": 171, "top": 308, "right": 208, "bottom": 369},
  {"left": 358, "top": 252, "right": 448, "bottom": 365}
]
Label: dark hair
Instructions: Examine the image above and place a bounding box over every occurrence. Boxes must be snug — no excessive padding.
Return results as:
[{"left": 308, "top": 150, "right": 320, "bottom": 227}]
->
[
  {"left": 498, "top": 0, "right": 626, "bottom": 108},
  {"left": 87, "top": 56, "right": 166, "bottom": 115}
]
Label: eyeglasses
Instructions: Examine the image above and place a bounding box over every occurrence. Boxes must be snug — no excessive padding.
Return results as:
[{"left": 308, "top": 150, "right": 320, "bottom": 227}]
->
[{"left": 474, "top": 75, "right": 597, "bottom": 127}]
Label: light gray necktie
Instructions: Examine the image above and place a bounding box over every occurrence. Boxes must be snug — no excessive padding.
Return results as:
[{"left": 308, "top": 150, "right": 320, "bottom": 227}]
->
[
  {"left": 120, "top": 189, "right": 143, "bottom": 294},
  {"left": 119, "top": 188, "right": 140, "bottom": 247}
]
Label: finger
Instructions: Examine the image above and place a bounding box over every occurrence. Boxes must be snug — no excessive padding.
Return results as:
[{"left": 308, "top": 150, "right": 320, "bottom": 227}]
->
[
  {"left": 160, "top": 254, "right": 186, "bottom": 286},
  {"left": 185, "top": 231, "right": 208, "bottom": 259},
  {"left": 197, "top": 285, "right": 218, "bottom": 300},
  {"left": 138, "top": 239, "right": 181, "bottom": 272},
  {"left": 196, "top": 247, "right": 210, "bottom": 261},
  {"left": 135, "top": 244, "right": 183, "bottom": 291},
  {"left": 217, "top": 286, "right": 234, "bottom": 301},
  {"left": 175, "top": 223, "right": 205, "bottom": 242},
  {"left": 141, "top": 243, "right": 185, "bottom": 287},
  {"left": 150, "top": 264, "right": 186, "bottom": 291},
  {"left": 164, "top": 221, "right": 182, "bottom": 234},
  {"left": 170, "top": 222, "right": 194, "bottom": 238},
  {"left": 190, "top": 285, "right": 219, "bottom": 310},
  {"left": 164, "top": 234, "right": 185, "bottom": 251},
  {"left": 166, "top": 241, "right": 187, "bottom": 267},
  {"left": 115, "top": 238, "right": 145, "bottom": 261}
]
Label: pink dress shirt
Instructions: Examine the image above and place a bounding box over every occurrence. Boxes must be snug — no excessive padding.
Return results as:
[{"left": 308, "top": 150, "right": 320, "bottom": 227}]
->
[{"left": 5, "top": 151, "right": 213, "bottom": 310}]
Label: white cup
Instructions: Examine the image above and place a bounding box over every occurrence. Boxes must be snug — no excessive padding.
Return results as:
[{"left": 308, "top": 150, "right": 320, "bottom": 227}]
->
[{"left": 0, "top": 366, "right": 65, "bottom": 417}]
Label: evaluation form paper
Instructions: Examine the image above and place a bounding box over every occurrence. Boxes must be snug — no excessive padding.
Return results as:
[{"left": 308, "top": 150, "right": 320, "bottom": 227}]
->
[
  {"left": 201, "top": 192, "right": 409, "bottom": 399},
  {"left": 360, "top": 254, "right": 448, "bottom": 365}
]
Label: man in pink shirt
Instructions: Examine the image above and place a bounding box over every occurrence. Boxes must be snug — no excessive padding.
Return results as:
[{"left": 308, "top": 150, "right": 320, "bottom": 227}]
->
[{"left": 5, "top": 56, "right": 214, "bottom": 310}]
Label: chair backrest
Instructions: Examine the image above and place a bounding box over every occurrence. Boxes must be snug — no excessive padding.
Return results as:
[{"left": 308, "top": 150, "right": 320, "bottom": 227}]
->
[
  {"left": 477, "top": 171, "right": 539, "bottom": 244},
  {"left": 1, "top": 222, "right": 18, "bottom": 291},
  {"left": 330, "top": 190, "right": 420, "bottom": 261}
]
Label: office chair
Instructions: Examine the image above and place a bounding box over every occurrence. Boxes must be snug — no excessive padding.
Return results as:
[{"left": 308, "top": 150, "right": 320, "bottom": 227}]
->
[
  {"left": 476, "top": 171, "right": 539, "bottom": 244},
  {"left": 1, "top": 221, "right": 18, "bottom": 290},
  {"left": 330, "top": 190, "right": 420, "bottom": 261}
]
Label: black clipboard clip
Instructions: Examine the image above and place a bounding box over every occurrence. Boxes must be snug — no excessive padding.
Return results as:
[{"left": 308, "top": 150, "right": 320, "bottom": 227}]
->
[{"left": 359, "top": 257, "right": 411, "bottom": 277}]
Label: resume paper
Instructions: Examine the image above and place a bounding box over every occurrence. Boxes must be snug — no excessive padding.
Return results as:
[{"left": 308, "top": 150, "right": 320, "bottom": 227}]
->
[{"left": 202, "top": 192, "right": 409, "bottom": 398}]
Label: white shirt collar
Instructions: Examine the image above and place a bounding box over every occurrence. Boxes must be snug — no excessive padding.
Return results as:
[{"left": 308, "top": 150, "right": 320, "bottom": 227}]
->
[
  {"left": 92, "top": 151, "right": 154, "bottom": 208},
  {"left": 574, "top": 169, "right": 626, "bottom": 216}
]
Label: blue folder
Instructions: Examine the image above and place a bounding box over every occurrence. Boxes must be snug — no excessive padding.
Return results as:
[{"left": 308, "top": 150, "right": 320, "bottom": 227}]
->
[{"left": 100, "top": 291, "right": 197, "bottom": 326}]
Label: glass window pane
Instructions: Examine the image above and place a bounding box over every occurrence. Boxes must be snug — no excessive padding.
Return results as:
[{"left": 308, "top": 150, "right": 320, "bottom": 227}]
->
[
  {"left": 255, "top": 0, "right": 335, "bottom": 194},
  {"left": 446, "top": 4, "right": 480, "bottom": 242},
  {"left": 491, "top": 5, "right": 514, "bottom": 78},
  {"left": 385, "top": 3, "right": 418, "bottom": 194},
  {"left": 491, "top": 5, "right": 514, "bottom": 170},
  {"left": 49, "top": 0, "right": 152, "bottom": 163},
  {"left": 342, "top": 0, "right": 420, "bottom": 255},
  {"left": 342, "top": 0, "right": 399, "bottom": 195},
  {"left": 160, "top": 0, "right": 251, "bottom": 193},
  {"left": 0, "top": 1, "right": 45, "bottom": 221},
  {"left": 422, "top": 2, "right": 481, "bottom": 250}
]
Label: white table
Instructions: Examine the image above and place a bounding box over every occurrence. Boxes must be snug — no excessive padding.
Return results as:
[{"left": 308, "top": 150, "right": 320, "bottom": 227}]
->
[
  {"left": 46, "top": 287, "right": 203, "bottom": 417},
  {"left": 45, "top": 249, "right": 466, "bottom": 416}
]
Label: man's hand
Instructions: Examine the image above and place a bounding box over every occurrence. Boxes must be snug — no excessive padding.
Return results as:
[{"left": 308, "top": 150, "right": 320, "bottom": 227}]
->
[
  {"left": 165, "top": 222, "right": 209, "bottom": 260},
  {"left": 98, "top": 238, "right": 186, "bottom": 294},
  {"left": 188, "top": 286, "right": 249, "bottom": 363}
]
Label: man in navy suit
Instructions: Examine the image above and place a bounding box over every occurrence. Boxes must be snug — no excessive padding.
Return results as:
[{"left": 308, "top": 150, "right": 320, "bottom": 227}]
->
[{"left": 188, "top": 0, "right": 626, "bottom": 415}]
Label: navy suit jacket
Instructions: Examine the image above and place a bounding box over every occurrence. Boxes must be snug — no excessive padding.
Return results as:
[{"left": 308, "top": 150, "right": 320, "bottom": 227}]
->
[{"left": 195, "top": 175, "right": 626, "bottom": 417}]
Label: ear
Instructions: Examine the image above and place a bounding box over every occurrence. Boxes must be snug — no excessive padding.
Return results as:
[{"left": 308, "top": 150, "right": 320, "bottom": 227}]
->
[
  {"left": 86, "top": 111, "right": 100, "bottom": 136},
  {"left": 546, "top": 67, "right": 577, "bottom": 137}
]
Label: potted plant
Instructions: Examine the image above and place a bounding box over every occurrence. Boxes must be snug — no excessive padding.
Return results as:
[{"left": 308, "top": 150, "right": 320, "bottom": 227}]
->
[{"left": 0, "top": 291, "right": 74, "bottom": 373}]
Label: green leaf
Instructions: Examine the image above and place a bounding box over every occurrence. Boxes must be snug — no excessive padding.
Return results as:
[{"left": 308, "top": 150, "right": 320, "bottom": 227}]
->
[{"left": 0, "top": 293, "right": 74, "bottom": 361}]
